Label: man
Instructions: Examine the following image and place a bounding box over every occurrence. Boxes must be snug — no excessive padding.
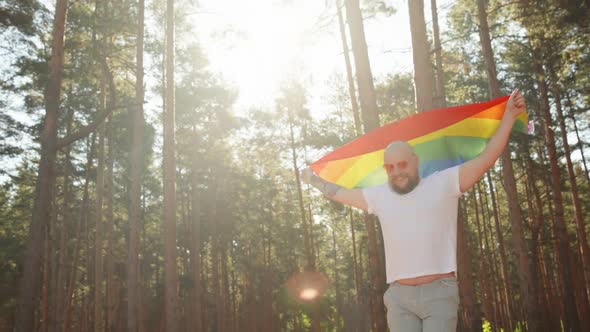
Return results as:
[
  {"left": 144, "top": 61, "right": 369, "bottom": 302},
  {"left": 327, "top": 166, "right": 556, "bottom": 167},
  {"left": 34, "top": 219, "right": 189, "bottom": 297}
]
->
[{"left": 301, "top": 89, "right": 526, "bottom": 332}]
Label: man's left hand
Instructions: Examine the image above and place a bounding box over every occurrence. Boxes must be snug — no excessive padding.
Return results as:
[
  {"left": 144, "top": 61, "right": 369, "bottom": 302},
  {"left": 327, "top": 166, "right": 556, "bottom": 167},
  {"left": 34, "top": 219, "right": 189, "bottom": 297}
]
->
[{"left": 505, "top": 88, "right": 526, "bottom": 120}]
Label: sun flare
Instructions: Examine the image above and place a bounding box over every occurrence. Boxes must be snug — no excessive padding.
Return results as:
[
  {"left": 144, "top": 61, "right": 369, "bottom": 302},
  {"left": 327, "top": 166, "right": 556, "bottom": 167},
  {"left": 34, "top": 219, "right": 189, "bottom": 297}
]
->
[{"left": 197, "top": 0, "right": 339, "bottom": 109}]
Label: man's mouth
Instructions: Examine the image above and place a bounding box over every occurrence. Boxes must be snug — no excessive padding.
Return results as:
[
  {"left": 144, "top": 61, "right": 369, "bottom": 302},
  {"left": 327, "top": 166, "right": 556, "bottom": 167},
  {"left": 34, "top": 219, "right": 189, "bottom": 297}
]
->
[{"left": 393, "top": 176, "right": 408, "bottom": 182}]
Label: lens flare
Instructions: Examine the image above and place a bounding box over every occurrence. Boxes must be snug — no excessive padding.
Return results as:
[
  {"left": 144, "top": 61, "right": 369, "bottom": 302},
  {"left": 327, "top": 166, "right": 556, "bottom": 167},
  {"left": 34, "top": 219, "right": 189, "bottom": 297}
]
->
[
  {"left": 299, "top": 288, "right": 319, "bottom": 301},
  {"left": 286, "top": 271, "right": 330, "bottom": 303}
]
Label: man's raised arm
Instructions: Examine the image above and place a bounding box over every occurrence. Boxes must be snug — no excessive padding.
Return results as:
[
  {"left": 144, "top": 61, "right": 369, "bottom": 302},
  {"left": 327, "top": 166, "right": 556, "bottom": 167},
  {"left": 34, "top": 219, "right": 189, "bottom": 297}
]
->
[
  {"left": 301, "top": 167, "right": 368, "bottom": 211},
  {"left": 459, "top": 88, "right": 527, "bottom": 193}
]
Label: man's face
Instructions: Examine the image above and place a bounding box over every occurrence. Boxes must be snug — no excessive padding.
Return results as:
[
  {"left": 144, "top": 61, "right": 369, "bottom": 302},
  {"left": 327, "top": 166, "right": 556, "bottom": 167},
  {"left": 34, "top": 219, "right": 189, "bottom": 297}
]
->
[{"left": 383, "top": 146, "right": 420, "bottom": 194}]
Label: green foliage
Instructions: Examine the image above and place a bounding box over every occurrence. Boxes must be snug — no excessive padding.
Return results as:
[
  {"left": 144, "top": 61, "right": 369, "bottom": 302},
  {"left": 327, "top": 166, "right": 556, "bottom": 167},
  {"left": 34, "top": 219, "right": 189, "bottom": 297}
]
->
[
  {"left": 375, "top": 72, "right": 416, "bottom": 123},
  {"left": 0, "top": 0, "right": 44, "bottom": 36},
  {"left": 0, "top": 160, "right": 36, "bottom": 323}
]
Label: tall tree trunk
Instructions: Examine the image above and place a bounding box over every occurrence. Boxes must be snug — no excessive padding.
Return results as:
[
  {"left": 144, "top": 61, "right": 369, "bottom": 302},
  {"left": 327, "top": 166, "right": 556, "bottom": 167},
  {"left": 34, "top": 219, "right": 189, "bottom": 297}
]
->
[
  {"left": 534, "top": 55, "right": 580, "bottom": 331},
  {"left": 336, "top": 0, "right": 361, "bottom": 135},
  {"left": 127, "top": 0, "right": 144, "bottom": 330},
  {"left": 470, "top": 191, "right": 494, "bottom": 328},
  {"left": 139, "top": 195, "right": 149, "bottom": 332},
  {"left": 456, "top": 201, "right": 481, "bottom": 331},
  {"left": 288, "top": 118, "right": 314, "bottom": 272},
  {"left": 105, "top": 114, "right": 115, "bottom": 331},
  {"left": 344, "top": 2, "right": 386, "bottom": 330},
  {"left": 163, "top": 0, "right": 179, "bottom": 329},
  {"left": 190, "top": 146, "right": 203, "bottom": 332},
  {"left": 571, "top": 248, "right": 590, "bottom": 332},
  {"left": 344, "top": 0, "right": 380, "bottom": 131},
  {"left": 210, "top": 183, "right": 222, "bottom": 332},
  {"left": 565, "top": 95, "right": 590, "bottom": 186},
  {"left": 263, "top": 203, "right": 274, "bottom": 332},
  {"left": 430, "top": 0, "right": 446, "bottom": 108},
  {"left": 331, "top": 221, "right": 343, "bottom": 331},
  {"left": 349, "top": 208, "right": 361, "bottom": 304},
  {"left": 221, "top": 244, "right": 231, "bottom": 332},
  {"left": 64, "top": 135, "right": 96, "bottom": 332},
  {"left": 524, "top": 151, "right": 554, "bottom": 330},
  {"left": 14, "top": 1, "right": 68, "bottom": 330},
  {"left": 94, "top": 98, "right": 106, "bottom": 332},
  {"left": 408, "top": 0, "right": 435, "bottom": 112},
  {"left": 476, "top": 0, "right": 540, "bottom": 329},
  {"left": 49, "top": 169, "right": 59, "bottom": 332},
  {"left": 478, "top": 183, "right": 507, "bottom": 330},
  {"left": 287, "top": 110, "right": 321, "bottom": 332},
  {"left": 84, "top": 182, "right": 92, "bottom": 332},
  {"left": 42, "top": 222, "right": 51, "bottom": 332},
  {"left": 538, "top": 146, "right": 567, "bottom": 326},
  {"left": 486, "top": 173, "right": 515, "bottom": 330},
  {"left": 51, "top": 107, "right": 73, "bottom": 332},
  {"left": 551, "top": 82, "right": 590, "bottom": 305}
]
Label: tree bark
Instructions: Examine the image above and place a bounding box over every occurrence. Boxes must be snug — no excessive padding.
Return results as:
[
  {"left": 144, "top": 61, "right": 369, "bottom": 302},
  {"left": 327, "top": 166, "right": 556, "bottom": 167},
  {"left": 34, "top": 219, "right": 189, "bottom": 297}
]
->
[
  {"left": 470, "top": 191, "right": 494, "bottom": 327},
  {"left": 344, "top": 0, "right": 380, "bottom": 131},
  {"left": 349, "top": 208, "right": 361, "bottom": 304},
  {"left": 190, "top": 143, "right": 203, "bottom": 332},
  {"left": 456, "top": 200, "right": 481, "bottom": 331},
  {"left": 221, "top": 244, "right": 231, "bottom": 332},
  {"left": 486, "top": 173, "right": 515, "bottom": 330},
  {"left": 287, "top": 107, "right": 321, "bottom": 332},
  {"left": 430, "top": 0, "right": 446, "bottom": 108},
  {"left": 344, "top": 2, "right": 385, "bottom": 330},
  {"left": 331, "top": 221, "right": 343, "bottom": 331},
  {"left": 478, "top": 183, "right": 507, "bottom": 330},
  {"left": 94, "top": 92, "right": 106, "bottom": 332},
  {"left": 565, "top": 96, "right": 590, "bottom": 186},
  {"left": 14, "top": 1, "right": 68, "bottom": 330},
  {"left": 288, "top": 116, "right": 315, "bottom": 272},
  {"left": 534, "top": 56, "right": 580, "bottom": 331},
  {"left": 524, "top": 151, "right": 555, "bottom": 330},
  {"left": 105, "top": 114, "right": 115, "bottom": 331},
  {"left": 476, "top": 0, "right": 540, "bottom": 329},
  {"left": 163, "top": 0, "right": 179, "bottom": 330},
  {"left": 551, "top": 82, "right": 590, "bottom": 306},
  {"left": 127, "top": 0, "right": 144, "bottom": 330},
  {"left": 51, "top": 107, "right": 74, "bottom": 332},
  {"left": 336, "top": 0, "right": 362, "bottom": 136},
  {"left": 538, "top": 146, "right": 567, "bottom": 326},
  {"left": 64, "top": 135, "right": 95, "bottom": 332},
  {"left": 42, "top": 222, "right": 51, "bottom": 332},
  {"left": 408, "top": 0, "right": 435, "bottom": 112}
]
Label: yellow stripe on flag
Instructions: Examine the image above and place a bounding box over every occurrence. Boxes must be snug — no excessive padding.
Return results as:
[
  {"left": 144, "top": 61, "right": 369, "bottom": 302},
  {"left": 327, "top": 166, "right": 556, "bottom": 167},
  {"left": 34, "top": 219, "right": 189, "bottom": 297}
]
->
[
  {"left": 408, "top": 118, "right": 501, "bottom": 146},
  {"left": 334, "top": 149, "right": 384, "bottom": 188}
]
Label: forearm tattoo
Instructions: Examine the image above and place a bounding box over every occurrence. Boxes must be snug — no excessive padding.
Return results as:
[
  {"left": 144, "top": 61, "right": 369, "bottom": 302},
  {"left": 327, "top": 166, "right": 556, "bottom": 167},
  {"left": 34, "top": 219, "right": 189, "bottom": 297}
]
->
[{"left": 310, "top": 174, "right": 343, "bottom": 198}]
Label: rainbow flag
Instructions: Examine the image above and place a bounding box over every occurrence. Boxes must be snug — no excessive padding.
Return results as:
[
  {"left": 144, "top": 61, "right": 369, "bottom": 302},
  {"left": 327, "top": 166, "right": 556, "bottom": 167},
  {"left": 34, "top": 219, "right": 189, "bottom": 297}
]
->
[{"left": 311, "top": 96, "right": 528, "bottom": 189}]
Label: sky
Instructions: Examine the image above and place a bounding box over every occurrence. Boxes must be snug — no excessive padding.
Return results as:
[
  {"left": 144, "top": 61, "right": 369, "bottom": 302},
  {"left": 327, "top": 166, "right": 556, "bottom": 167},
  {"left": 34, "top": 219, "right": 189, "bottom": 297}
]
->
[{"left": 187, "top": 0, "right": 452, "bottom": 116}]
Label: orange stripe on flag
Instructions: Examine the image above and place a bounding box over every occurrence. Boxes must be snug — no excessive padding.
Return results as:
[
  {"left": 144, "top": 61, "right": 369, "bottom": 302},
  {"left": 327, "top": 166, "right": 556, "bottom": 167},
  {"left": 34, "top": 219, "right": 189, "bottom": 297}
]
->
[
  {"left": 471, "top": 101, "right": 506, "bottom": 120},
  {"left": 315, "top": 155, "right": 362, "bottom": 183}
]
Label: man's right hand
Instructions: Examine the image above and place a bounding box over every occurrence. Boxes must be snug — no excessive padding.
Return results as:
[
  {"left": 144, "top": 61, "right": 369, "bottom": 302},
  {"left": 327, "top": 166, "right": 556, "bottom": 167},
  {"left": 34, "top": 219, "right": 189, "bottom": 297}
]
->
[{"left": 299, "top": 165, "right": 368, "bottom": 211}]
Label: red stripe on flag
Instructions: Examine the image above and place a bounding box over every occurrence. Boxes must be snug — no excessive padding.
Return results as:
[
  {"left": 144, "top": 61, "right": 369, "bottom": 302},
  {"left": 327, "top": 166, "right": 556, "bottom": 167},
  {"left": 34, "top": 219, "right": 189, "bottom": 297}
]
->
[{"left": 313, "top": 96, "right": 509, "bottom": 164}]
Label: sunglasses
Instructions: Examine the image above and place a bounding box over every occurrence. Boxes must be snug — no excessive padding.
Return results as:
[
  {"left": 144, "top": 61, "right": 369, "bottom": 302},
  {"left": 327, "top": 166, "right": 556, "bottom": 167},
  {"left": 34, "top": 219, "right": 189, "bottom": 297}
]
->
[{"left": 383, "top": 160, "right": 408, "bottom": 172}]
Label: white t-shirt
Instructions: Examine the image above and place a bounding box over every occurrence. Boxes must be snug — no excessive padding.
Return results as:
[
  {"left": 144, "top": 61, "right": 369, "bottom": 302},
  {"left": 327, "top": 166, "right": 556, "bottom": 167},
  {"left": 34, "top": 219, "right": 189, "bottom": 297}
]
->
[{"left": 362, "top": 166, "right": 462, "bottom": 283}]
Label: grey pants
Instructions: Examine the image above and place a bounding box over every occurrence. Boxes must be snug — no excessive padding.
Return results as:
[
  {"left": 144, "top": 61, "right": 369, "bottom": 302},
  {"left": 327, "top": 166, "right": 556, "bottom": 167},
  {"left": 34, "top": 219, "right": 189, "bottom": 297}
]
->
[{"left": 383, "top": 277, "right": 459, "bottom": 332}]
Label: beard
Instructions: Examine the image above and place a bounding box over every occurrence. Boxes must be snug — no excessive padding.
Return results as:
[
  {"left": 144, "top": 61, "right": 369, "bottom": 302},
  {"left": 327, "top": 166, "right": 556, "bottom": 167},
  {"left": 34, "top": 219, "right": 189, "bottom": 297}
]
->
[{"left": 389, "top": 174, "right": 420, "bottom": 194}]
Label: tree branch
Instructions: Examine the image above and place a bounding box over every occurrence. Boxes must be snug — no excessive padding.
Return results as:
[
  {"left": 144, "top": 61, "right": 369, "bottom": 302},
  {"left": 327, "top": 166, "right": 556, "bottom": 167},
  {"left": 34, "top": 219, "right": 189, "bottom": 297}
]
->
[
  {"left": 57, "top": 104, "right": 124, "bottom": 149},
  {"left": 57, "top": 55, "right": 119, "bottom": 149}
]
